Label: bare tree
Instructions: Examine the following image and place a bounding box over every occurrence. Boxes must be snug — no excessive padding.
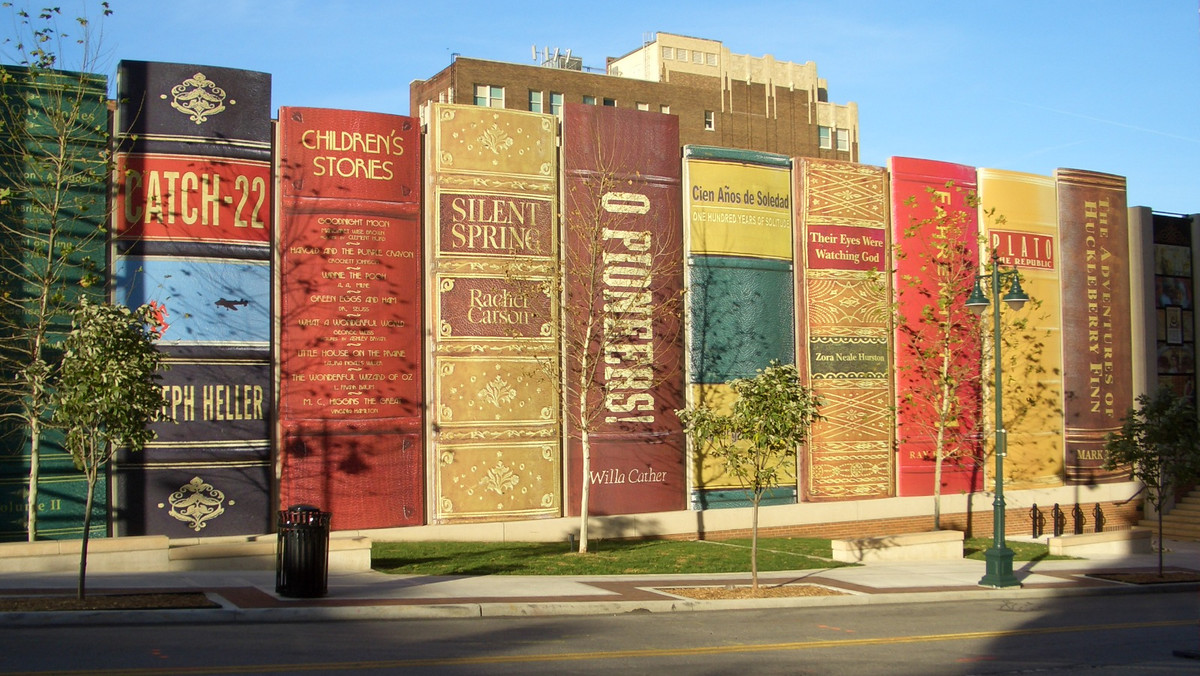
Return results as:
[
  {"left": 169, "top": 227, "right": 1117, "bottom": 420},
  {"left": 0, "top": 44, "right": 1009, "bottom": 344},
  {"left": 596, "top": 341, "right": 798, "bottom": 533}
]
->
[
  {"left": 0, "top": 1, "right": 112, "bottom": 540},
  {"left": 893, "top": 184, "right": 984, "bottom": 528},
  {"left": 535, "top": 108, "right": 685, "bottom": 554}
]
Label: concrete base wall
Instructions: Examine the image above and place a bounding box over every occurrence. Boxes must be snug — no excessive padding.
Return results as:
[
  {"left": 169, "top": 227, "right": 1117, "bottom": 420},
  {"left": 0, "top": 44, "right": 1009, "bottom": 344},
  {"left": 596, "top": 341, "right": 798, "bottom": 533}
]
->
[
  {"left": 350, "top": 481, "right": 1143, "bottom": 544},
  {"left": 0, "top": 482, "right": 1143, "bottom": 573},
  {"left": 831, "top": 530, "right": 964, "bottom": 563},
  {"left": 1048, "top": 527, "right": 1154, "bottom": 557},
  {"left": 0, "top": 534, "right": 372, "bottom": 574}
]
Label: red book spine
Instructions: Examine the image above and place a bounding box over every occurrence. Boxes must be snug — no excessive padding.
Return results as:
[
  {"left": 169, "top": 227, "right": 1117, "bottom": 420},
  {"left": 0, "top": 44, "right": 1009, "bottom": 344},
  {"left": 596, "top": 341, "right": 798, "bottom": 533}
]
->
[
  {"left": 888, "top": 157, "right": 983, "bottom": 497},
  {"left": 276, "top": 107, "right": 423, "bottom": 529},
  {"left": 561, "top": 104, "right": 685, "bottom": 516},
  {"left": 1056, "top": 169, "right": 1132, "bottom": 484}
]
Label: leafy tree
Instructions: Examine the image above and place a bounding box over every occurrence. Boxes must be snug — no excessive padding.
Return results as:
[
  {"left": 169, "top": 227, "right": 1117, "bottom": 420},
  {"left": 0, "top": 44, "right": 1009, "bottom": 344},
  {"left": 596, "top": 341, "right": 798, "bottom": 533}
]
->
[
  {"left": 51, "top": 299, "right": 166, "bottom": 599},
  {"left": 0, "top": 1, "right": 112, "bottom": 541},
  {"left": 677, "top": 362, "right": 821, "bottom": 590},
  {"left": 893, "top": 183, "right": 984, "bottom": 529},
  {"left": 1104, "top": 387, "right": 1200, "bottom": 575}
]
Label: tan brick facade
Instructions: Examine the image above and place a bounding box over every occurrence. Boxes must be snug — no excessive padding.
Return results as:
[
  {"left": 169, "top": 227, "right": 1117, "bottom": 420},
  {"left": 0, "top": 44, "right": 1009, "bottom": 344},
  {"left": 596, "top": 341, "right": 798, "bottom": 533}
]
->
[{"left": 410, "top": 34, "right": 857, "bottom": 161}]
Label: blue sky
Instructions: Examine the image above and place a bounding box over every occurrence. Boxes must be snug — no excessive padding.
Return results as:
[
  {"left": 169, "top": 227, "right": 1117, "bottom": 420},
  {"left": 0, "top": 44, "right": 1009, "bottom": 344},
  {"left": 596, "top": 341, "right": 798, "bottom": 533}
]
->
[{"left": 6, "top": 0, "right": 1199, "bottom": 213}]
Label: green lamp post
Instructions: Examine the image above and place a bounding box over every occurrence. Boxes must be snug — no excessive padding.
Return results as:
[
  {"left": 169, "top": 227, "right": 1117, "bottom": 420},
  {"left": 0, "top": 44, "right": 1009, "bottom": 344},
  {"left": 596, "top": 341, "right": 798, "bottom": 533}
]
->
[{"left": 966, "top": 249, "right": 1028, "bottom": 589}]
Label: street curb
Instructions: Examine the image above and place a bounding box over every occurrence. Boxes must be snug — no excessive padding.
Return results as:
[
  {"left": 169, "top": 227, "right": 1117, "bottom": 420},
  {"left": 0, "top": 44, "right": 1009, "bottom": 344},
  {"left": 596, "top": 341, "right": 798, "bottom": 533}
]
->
[{"left": 3, "top": 581, "right": 1196, "bottom": 627}]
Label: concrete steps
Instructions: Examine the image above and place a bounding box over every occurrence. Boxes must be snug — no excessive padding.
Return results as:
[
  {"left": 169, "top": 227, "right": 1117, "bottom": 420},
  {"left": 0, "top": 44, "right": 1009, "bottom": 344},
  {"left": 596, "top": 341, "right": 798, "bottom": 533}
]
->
[{"left": 1139, "top": 488, "right": 1200, "bottom": 542}]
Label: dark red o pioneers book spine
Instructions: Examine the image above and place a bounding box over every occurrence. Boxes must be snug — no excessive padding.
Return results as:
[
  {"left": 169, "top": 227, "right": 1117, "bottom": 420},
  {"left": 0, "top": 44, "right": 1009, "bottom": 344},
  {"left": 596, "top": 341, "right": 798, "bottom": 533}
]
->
[
  {"left": 276, "top": 107, "right": 423, "bottom": 528},
  {"left": 1056, "top": 168, "right": 1132, "bottom": 485},
  {"left": 561, "top": 104, "right": 686, "bottom": 515}
]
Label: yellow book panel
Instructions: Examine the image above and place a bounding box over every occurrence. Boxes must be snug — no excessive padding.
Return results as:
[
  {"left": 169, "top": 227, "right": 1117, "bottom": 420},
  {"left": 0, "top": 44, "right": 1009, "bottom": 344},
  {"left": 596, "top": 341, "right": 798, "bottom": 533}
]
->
[
  {"left": 977, "top": 169, "right": 1057, "bottom": 233},
  {"left": 434, "top": 441, "right": 560, "bottom": 521},
  {"left": 431, "top": 105, "right": 558, "bottom": 181},
  {"left": 685, "top": 159, "right": 793, "bottom": 260},
  {"left": 687, "top": 383, "right": 798, "bottom": 491},
  {"left": 435, "top": 358, "right": 557, "bottom": 427},
  {"left": 977, "top": 168, "right": 1065, "bottom": 488}
]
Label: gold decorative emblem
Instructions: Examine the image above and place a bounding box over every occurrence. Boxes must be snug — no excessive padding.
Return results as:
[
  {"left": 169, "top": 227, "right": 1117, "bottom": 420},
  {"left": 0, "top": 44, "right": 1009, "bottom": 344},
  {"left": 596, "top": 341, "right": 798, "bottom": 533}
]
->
[
  {"left": 162, "top": 72, "right": 231, "bottom": 125},
  {"left": 478, "top": 123, "right": 514, "bottom": 155},
  {"left": 483, "top": 461, "right": 519, "bottom": 495},
  {"left": 161, "top": 476, "right": 229, "bottom": 531},
  {"left": 479, "top": 375, "right": 517, "bottom": 408}
]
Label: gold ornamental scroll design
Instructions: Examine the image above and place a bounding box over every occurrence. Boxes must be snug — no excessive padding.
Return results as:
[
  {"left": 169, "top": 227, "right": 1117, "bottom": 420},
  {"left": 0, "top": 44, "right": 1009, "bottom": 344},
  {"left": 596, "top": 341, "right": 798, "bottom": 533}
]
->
[
  {"left": 437, "top": 260, "right": 555, "bottom": 276},
  {"left": 810, "top": 380, "right": 890, "bottom": 441},
  {"left": 435, "top": 357, "right": 557, "bottom": 426},
  {"left": 801, "top": 161, "right": 888, "bottom": 225},
  {"left": 804, "top": 276, "right": 889, "bottom": 333},
  {"left": 435, "top": 175, "right": 555, "bottom": 194},
  {"left": 162, "top": 72, "right": 230, "bottom": 125},
  {"left": 159, "top": 476, "right": 231, "bottom": 531},
  {"left": 807, "top": 440, "right": 891, "bottom": 497},
  {"left": 435, "top": 105, "right": 556, "bottom": 177},
  {"left": 435, "top": 442, "right": 560, "bottom": 520}
]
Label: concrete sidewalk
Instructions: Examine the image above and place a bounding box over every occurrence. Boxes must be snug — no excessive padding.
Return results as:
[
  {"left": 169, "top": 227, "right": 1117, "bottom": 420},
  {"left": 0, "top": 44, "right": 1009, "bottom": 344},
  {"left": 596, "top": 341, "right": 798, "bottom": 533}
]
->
[{"left": 2, "top": 538, "right": 1198, "bottom": 626}]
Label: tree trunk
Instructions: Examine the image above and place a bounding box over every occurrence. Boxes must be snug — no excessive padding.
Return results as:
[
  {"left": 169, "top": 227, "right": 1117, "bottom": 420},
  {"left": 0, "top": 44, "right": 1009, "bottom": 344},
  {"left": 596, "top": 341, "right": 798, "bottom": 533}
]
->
[
  {"left": 1157, "top": 492, "right": 1164, "bottom": 576},
  {"left": 578, "top": 427, "right": 591, "bottom": 554},
  {"left": 750, "top": 491, "right": 760, "bottom": 590},
  {"left": 26, "top": 418, "right": 40, "bottom": 542},
  {"left": 932, "top": 342, "right": 955, "bottom": 531},
  {"left": 77, "top": 461, "right": 96, "bottom": 601}
]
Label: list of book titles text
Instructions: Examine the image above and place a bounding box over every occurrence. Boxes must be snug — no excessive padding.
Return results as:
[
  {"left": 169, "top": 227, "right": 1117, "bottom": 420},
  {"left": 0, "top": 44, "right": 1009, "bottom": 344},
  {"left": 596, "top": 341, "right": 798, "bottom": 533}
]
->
[{"left": 286, "top": 214, "right": 416, "bottom": 417}]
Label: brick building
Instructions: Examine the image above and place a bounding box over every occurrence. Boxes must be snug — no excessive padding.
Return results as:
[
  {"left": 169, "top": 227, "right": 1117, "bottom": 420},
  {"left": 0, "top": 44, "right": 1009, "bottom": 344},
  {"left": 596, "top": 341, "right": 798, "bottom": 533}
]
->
[{"left": 410, "top": 32, "right": 858, "bottom": 161}]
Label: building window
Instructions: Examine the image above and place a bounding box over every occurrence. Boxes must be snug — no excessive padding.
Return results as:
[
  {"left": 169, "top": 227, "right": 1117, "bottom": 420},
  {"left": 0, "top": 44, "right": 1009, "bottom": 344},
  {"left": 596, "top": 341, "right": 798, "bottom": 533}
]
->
[
  {"left": 693, "top": 51, "right": 703, "bottom": 64},
  {"left": 704, "top": 110, "right": 715, "bottom": 131},
  {"left": 836, "top": 128, "right": 850, "bottom": 152},
  {"left": 528, "top": 90, "right": 543, "bottom": 113},
  {"left": 818, "top": 126, "right": 832, "bottom": 149},
  {"left": 603, "top": 98, "right": 616, "bottom": 107},
  {"left": 550, "top": 92, "right": 563, "bottom": 115},
  {"left": 662, "top": 46, "right": 672, "bottom": 60},
  {"left": 583, "top": 95, "right": 597, "bottom": 105},
  {"left": 677, "top": 49, "right": 688, "bottom": 62},
  {"left": 474, "top": 84, "right": 503, "bottom": 108},
  {"left": 636, "top": 102, "right": 649, "bottom": 111},
  {"left": 706, "top": 52, "right": 717, "bottom": 66},
  {"left": 660, "top": 104, "right": 670, "bottom": 115}
]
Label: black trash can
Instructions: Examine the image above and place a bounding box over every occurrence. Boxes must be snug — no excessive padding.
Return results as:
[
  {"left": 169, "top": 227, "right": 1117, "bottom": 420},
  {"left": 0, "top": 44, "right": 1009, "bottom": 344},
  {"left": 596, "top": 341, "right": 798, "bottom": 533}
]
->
[{"left": 276, "top": 505, "right": 331, "bottom": 598}]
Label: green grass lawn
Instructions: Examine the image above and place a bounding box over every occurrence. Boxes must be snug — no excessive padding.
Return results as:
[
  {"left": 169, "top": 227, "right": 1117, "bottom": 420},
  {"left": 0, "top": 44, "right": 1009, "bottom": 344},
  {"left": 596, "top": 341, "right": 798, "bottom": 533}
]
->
[
  {"left": 963, "top": 537, "right": 1075, "bottom": 562},
  {"left": 371, "top": 536, "right": 1064, "bottom": 576}
]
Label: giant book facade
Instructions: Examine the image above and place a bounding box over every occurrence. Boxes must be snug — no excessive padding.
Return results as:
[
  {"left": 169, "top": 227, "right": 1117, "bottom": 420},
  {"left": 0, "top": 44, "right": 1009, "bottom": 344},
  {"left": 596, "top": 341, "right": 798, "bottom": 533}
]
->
[
  {"left": 0, "top": 65, "right": 108, "bottom": 539},
  {"left": 561, "top": 104, "right": 686, "bottom": 515},
  {"left": 425, "top": 104, "right": 561, "bottom": 522},
  {"left": 111, "top": 61, "right": 273, "bottom": 536},
  {"left": 276, "top": 107, "right": 423, "bottom": 528},
  {"left": 888, "top": 157, "right": 982, "bottom": 496},
  {"left": 1055, "top": 169, "right": 1131, "bottom": 485},
  {"left": 977, "top": 168, "right": 1065, "bottom": 488},
  {"left": 683, "top": 146, "right": 795, "bottom": 508},
  {"left": 794, "top": 158, "right": 892, "bottom": 500}
]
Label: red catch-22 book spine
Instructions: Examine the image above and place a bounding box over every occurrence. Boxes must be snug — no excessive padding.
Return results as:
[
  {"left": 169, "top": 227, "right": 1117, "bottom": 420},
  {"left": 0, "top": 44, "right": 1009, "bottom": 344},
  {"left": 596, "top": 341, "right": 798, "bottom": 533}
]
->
[
  {"left": 561, "top": 103, "right": 686, "bottom": 516},
  {"left": 276, "top": 107, "right": 423, "bottom": 529}
]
